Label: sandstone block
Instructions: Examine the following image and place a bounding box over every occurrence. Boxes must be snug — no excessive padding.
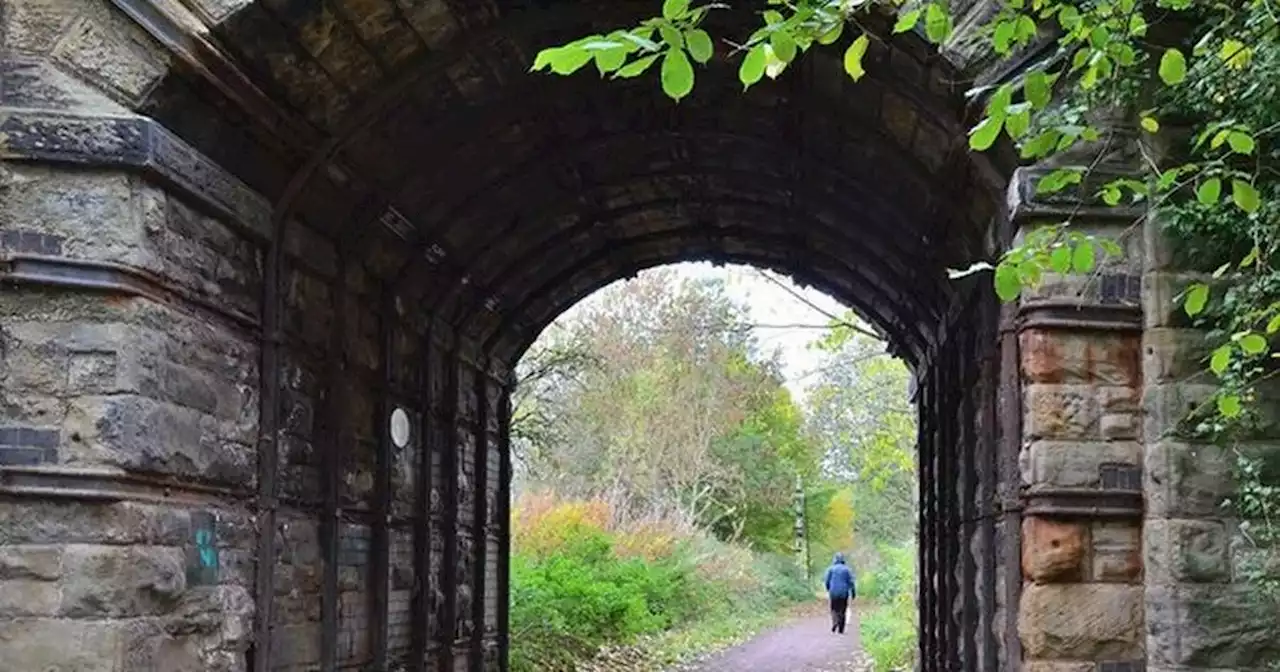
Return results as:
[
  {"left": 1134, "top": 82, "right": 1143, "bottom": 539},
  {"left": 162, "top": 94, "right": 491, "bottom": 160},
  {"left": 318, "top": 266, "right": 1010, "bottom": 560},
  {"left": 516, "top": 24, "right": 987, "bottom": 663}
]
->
[
  {"left": 1144, "top": 442, "right": 1233, "bottom": 518},
  {"left": 0, "top": 579, "right": 61, "bottom": 616},
  {"left": 1145, "top": 518, "right": 1230, "bottom": 585},
  {"left": 1091, "top": 522, "right": 1142, "bottom": 583},
  {"left": 1146, "top": 584, "right": 1280, "bottom": 667},
  {"left": 1020, "top": 330, "right": 1140, "bottom": 386},
  {"left": 1143, "top": 328, "right": 1212, "bottom": 384},
  {"left": 60, "top": 545, "right": 186, "bottom": 617},
  {"left": 1022, "top": 516, "right": 1086, "bottom": 582},
  {"left": 53, "top": 15, "right": 167, "bottom": 102},
  {"left": 1026, "top": 441, "right": 1141, "bottom": 489},
  {"left": 0, "top": 501, "right": 192, "bottom": 546},
  {"left": 0, "top": 618, "right": 123, "bottom": 670},
  {"left": 1024, "top": 384, "right": 1100, "bottom": 440},
  {"left": 0, "top": 545, "right": 62, "bottom": 580},
  {"left": 1019, "top": 583, "right": 1143, "bottom": 660},
  {"left": 1143, "top": 383, "right": 1220, "bottom": 443}
]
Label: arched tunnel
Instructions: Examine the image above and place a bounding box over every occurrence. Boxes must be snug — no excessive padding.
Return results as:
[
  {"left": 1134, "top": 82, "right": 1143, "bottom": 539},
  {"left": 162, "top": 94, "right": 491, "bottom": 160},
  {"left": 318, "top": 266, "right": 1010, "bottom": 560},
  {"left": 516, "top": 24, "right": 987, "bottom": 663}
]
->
[{"left": 1, "top": 0, "right": 1196, "bottom": 670}]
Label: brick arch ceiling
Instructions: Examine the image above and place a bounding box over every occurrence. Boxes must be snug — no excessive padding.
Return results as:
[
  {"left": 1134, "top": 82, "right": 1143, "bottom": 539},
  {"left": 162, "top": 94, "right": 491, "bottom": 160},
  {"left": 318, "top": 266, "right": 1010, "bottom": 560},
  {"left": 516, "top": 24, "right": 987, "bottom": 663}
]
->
[{"left": 138, "top": 0, "right": 1010, "bottom": 368}]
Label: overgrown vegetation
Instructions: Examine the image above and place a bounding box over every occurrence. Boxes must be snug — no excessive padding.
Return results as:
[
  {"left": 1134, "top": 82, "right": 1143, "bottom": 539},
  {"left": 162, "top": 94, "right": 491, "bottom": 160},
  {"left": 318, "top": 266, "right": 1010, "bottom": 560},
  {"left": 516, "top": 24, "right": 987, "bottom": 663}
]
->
[
  {"left": 508, "top": 493, "right": 813, "bottom": 671},
  {"left": 856, "top": 546, "right": 918, "bottom": 672},
  {"left": 511, "top": 271, "right": 920, "bottom": 669},
  {"left": 531, "top": 0, "right": 1280, "bottom": 660}
]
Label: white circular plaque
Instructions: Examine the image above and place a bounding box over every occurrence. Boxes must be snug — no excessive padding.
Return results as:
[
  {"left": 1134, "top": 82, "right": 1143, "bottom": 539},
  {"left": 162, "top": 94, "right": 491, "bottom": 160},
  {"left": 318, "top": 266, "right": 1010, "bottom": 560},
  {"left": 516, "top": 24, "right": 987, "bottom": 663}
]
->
[{"left": 390, "top": 407, "right": 411, "bottom": 448}]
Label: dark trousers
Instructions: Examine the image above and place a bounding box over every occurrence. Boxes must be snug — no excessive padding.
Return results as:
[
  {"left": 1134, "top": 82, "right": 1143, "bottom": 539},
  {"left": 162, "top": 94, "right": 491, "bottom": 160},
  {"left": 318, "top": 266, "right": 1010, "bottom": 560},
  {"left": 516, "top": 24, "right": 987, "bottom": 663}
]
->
[{"left": 829, "top": 596, "right": 849, "bottom": 633}]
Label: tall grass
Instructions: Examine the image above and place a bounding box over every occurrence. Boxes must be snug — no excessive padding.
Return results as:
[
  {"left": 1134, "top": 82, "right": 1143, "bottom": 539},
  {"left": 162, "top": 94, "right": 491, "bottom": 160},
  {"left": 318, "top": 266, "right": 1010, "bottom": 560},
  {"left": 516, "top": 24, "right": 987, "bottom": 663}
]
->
[{"left": 509, "top": 491, "right": 812, "bottom": 671}]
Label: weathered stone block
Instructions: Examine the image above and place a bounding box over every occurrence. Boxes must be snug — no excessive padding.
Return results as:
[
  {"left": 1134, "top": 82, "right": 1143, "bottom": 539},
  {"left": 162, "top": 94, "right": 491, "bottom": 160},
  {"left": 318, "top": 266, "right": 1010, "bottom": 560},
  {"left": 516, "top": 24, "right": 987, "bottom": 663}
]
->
[
  {"left": 62, "top": 394, "right": 255, "bottom": 484},
  {"left": 53, "top": 15, "right": 167, "bottom": 102},
  {"left": 0, "top": 618, "right": 124, "bottom": 670},
  {"left": 60, "top": 545, "right": 187, "bottom": 617},
  {"left": 1143, "top": 327, "right": 1212, "bottom": 384},
  {"left": 1024, "top": 384, "right": 1100, "bottom": 440},
  {"left": 0, "top": 501, "right": 192, "bottom": 546},
  {"left": 1092, "top": 522, "right": 1142, "bottom": 583},
  {"left": 1023, "top": 516, "right": 1086, "bottom": 582},
  {"left": 1146, "top": 584, "right": 1280, "bottom": 667},
  {"left": 1145, "top": 518, "right": 1231, "bottom": 585},
  {"left": 0, "top": 545, "right": 62, "bottom": 580},
  {"left": 1021, "top": 330, "right": 1141, "bottom": 386},
  {"left": 1142, "top": 382, "right": 1219, "bottom": 441},
  {"left": 1025, "top": 663, "right": 1096, "bottom": 672},
  {"left": 0, "top": 579, "right": 61, "bottom": 616},
  {"left": 1019, "top": 583, "right": 1143, "bottom": 660},
  {"left": 0, "top": 0, "right": 77, "bottom": 54},
  {"left": 1026, "top": 441, "right": 1142, "bottom": 488},
  {"left": 1145, "top": 441, "right": 1233, "bottom": 518}
]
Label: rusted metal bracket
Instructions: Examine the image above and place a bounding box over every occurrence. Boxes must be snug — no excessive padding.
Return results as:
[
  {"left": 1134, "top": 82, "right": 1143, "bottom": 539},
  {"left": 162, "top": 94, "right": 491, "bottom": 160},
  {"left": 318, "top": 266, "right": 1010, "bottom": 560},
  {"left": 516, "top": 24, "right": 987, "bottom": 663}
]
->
[
  {"left": 1017, "top": 300, "right": 1142, "bottom": 333},
  {"left": 1021, "top": 486, "right": 1144, "bottom": 520}
]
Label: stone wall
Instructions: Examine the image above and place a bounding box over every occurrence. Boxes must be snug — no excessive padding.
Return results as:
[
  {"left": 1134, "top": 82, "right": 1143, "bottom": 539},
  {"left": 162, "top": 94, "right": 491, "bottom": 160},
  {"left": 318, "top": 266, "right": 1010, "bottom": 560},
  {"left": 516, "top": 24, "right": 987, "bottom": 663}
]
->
[{"left": 0, "top": 162, "right": 261, "bottom": 670}]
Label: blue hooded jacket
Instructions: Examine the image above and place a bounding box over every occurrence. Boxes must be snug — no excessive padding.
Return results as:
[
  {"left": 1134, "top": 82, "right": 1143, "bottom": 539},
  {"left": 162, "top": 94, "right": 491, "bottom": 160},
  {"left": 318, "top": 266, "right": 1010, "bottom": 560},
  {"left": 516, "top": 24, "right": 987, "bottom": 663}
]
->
[{"left": 823, "top": 552, "right": 856, "bottom": 600}]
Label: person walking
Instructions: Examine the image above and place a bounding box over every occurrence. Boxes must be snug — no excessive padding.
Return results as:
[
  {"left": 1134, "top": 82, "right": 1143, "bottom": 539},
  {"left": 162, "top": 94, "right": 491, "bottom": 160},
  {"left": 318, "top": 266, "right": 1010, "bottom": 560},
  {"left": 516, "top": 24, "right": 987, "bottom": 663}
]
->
[{"left": 822, "top": 552, "right": 856, "bottom": 634}]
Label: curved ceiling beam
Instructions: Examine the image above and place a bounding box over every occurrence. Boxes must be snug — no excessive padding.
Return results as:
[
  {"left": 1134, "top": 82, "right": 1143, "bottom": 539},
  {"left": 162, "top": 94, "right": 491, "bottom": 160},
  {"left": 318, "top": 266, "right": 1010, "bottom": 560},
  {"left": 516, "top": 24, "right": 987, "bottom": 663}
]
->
[
  {"left": 408, "top": 160, "right": 944, "bottom": 315},
  {"left": 484, "top": 247, "right": 924, "bottom": 369},
  {"left": 468, "top": 224, "right": 933, "bottom": 358},
  {"left": 438, "top": 192, "right": 945, "bottom": 327}
]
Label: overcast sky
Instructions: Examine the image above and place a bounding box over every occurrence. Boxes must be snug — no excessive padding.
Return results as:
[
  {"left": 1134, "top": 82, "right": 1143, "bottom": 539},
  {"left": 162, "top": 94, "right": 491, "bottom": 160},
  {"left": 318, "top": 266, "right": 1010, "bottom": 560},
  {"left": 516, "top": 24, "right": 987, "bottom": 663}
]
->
[{"left": 549, "top": 261, "right": 868, "bottom": 401}]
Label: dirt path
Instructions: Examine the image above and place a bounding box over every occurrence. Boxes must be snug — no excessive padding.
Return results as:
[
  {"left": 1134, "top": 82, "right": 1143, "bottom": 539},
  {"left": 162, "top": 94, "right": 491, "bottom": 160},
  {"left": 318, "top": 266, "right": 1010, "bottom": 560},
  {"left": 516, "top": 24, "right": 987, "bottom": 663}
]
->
[{"left": 679, "top": 605, "right": 873, "bottom": 672}]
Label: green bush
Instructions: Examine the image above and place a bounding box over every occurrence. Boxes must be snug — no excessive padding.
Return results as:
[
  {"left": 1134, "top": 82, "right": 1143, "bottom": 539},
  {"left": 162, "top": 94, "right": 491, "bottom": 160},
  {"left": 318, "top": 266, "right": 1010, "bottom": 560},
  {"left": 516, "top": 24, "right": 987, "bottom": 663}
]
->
[
  {"left": 857, "top": 543, "right": 918, "bottom": 671},
  {"left": 509, "top": 522, "right": 810, "bottom": 671}
]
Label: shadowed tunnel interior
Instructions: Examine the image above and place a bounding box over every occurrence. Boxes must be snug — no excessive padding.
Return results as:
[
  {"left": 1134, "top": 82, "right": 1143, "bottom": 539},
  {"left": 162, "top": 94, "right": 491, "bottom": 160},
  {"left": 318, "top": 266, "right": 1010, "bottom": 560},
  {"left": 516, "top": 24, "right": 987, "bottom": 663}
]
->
[{"left": 96, "top": 0, "right": 1015, "bottom": 668}]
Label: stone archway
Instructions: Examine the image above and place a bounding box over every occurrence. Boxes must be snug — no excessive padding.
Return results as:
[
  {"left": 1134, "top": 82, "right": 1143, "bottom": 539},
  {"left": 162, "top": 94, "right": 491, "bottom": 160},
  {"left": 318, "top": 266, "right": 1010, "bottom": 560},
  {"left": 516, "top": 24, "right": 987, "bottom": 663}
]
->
[{"left": 0, "top": 0, "right": 1222, "bottom": 671}]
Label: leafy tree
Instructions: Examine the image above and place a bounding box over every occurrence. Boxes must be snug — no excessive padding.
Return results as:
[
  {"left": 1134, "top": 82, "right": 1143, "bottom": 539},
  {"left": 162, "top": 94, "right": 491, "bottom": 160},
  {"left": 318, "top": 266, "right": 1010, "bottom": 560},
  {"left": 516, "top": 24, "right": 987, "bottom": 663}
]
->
[
  {"left": 806, "top": 312, "right": 917, "bottom": 548},
  {"left": 515, "top": 268, "right": 823, "bottom": 550}
]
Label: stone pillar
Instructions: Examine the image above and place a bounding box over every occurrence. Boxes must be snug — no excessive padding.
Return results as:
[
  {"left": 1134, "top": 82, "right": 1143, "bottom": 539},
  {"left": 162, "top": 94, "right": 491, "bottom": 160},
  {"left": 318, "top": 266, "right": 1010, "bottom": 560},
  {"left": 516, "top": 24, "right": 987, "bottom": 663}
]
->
[
  {"left": 1142, "top": 176, "right": 1280, "bottom": 670},
  {"left": 1009, "top": 157, "right": 1147, "bottom": 670}
]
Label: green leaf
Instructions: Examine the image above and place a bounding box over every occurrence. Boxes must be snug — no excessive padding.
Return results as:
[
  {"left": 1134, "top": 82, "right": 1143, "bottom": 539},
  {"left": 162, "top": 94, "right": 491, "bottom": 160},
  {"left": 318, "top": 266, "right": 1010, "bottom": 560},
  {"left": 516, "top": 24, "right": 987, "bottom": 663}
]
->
[
  {"left": 615, "top": 53, "right": 661, "bottom": 78},
  {"left": 924, "top": 3, "right": 952, "bottom": 43},
  {"left": 1241, "top": 333, "right": 1269, "bottom": 355},
  {"left": 662, "top": 0, "right": 691, "bottom": 21},
  {"left": 1141, "top": 116, "right": 1159, "bottom": 133},
  {"left": 1210, "top": 344, "right": 1232, "bottom": 375},
  {"left": 1128, "top": 13, "right": 1147, "bottom": 36},
  {"left": 1219, "top": 393, "right": 1242, "bottom": 418},
  {"left": 1071, "top": 241, "right": 1096, "bottom": 273},
  {"left": 594, "top": 46, "right": 629, "bottom": 74},
  {"left": 843, "top": 34, "right": 870, "bottom": 82},
  {"left": 1024, "top": 71, "right": 1051, "bottom": 109},
  {"left": 739, "top": 44, "right": 767, "bottom": 89},
  {"left": 1220, "top": 38, "right": 1252, "bottom": 69},
  {"left": 1159, "top": 48, "right": 1187, "bottom": 85},
  {"left": 969, "top": 115, "right": 1004, "bottom": 151},
  {"left": 994, "top": 263, "right": 1022, "bottom": 302},
  {"left": 771, "top": 29, "right": 797, "bottom": 62},
  {"left": 1058, "top": 5, "right": 1081, "bottom": 30},
  {"left": 1265, "top": 313, "right": 1280, "bottom": 335},
  {"left": 1049, "top": 245, "right": 1071, "bottom": 273},
  {"left": 894, "top": 9, "right": 922, "bottom": 34},
  {"left": 686, "top": 29, "right": 714, "bottom": 63},
  {"left": 1196, "top": 178, "right": 1222, "bottom": 205},
  {"left": 660, "top": 25, "right": 684, "bottom": 48},
  {"left": 1099, "top": 238, "right": 1123, "bottom": 257},
  {"left": 1241, "top": 246, "right": 1260, "bottom": 268},
  {"left": 1185, "top": 282, "right": 1209, "bottom": 316},
  {"left": 763, "top": 10, "right": 784, "bottom": 25},
  {"left": 1228, "top": 131, "right": 1256, "bottom": 155},
  {"left": 993, "top": 20, "right": 1016, "bottom": 54},
  {"left": 817, "top": 21, "right": 844, "bottom": 45},
  {"left": 1005, "top": 109, "right": 1031, "bottom": 138},
  {"left": 1232, "top": 180, "right": 1261, "bottom": 214},
  {"left": 661, "top": 48, "right": 694, "bottom": 101}
]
